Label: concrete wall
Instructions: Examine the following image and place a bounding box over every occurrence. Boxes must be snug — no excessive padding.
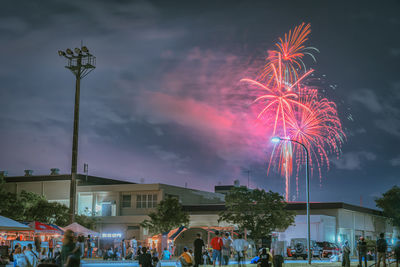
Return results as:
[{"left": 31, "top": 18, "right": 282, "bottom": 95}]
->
[
  {"left": 3, "top": 180, "right": 70, "bottom": 204},
  {"left": 278, "top": 215, "right": 336, "bottom": 244},
  {"left": 159, "top": 184, "right": 225, "bottom": 205}
]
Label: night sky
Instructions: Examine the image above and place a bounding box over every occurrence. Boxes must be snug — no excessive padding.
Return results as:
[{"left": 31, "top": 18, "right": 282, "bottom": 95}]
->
[{"left": 1, "top": 0, "right": 399, "bottom": 208}]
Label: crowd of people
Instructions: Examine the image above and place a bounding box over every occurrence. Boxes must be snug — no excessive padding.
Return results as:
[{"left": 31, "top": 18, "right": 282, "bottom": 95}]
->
[
  {"left": 340, "top": 233, "right": 400, "bottom": 267},
  {"left": 7, "top": 229, "right": 400, "bottom": 267},
  {"left": 8, "top": 230, "right": 97, "bottom": 267},
  {"left": 176, "top": 231, "right": 284, "bottom": 267}
]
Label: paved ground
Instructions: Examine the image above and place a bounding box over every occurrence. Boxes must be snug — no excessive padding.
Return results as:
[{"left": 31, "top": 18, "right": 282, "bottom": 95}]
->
[
  {"left": 4, "top": 258, "right": 381, "bottom": 267},
  {"left": 77, "top": 258, "right": 368, "bottom": 267}
]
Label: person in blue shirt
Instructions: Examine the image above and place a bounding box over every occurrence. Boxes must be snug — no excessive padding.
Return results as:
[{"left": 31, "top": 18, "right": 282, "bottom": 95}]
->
[{"left": 162, "top": 247, "right": 171, "bottom": 260}]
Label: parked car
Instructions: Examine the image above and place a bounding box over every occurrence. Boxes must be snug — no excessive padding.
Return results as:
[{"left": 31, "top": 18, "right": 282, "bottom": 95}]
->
[
  {"left": 289, "top": 238, "right": 322, "bottom": 259},
  {"left": 318, "top": 242, "right": 340, "bottom": 258}
]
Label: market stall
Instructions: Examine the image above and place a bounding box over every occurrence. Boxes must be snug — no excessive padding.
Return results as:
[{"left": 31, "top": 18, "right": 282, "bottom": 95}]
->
[
  {"left": 26, "top": 221, "right": 63, "bottom": 253},
  {"left": 0, "top": 215, "right": 34, "bottom": 257},
  {"left": 63, "top": 222, "right": 99, "bottom": 237},
  {"left": 63, "top": 222, "right": 100, "bottom": 257}
]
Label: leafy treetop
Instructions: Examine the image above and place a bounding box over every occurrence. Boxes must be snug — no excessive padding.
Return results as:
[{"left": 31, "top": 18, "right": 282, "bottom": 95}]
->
[
  {"left": 219, "top": 186, "right": 295, "bottom": 243},
  {"left": 140, "top": 197, "right": 189, "bottom": 235}
]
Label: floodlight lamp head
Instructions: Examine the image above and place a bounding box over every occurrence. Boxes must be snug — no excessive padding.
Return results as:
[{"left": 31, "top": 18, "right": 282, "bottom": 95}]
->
[
  {"left": 58, "top": 50, "right": 66, "bottom": 57},
  {"left": 81, "top": 46, "right": 89, "bottom": 53},
  {"left": 271, "top": 137, "right": 281, "bottom": 143},
  {"left": 66, "top": 48, "right": 73, "bottom": 55},
  {"left": 74, "top": 48, "right": 81, "bottom": 54}
]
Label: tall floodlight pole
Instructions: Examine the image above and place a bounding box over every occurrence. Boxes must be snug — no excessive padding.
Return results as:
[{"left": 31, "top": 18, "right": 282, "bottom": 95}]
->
[
  {"left": 271, "top": 137, "right": 311, "bottom": 264},
  {"left": 58, "top": 46, "right": 96, "bottom": 223}
]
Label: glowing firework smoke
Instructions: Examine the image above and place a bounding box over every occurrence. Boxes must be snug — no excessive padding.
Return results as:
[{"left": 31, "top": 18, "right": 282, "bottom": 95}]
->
[{"left": 242, "top": 23, "right": 345, "bottom": 201}]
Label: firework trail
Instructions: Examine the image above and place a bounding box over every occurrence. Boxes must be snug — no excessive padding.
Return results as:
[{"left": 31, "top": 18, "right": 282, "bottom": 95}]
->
[{"left": 242, "top": 23, "right": 345, "bottom": 201}]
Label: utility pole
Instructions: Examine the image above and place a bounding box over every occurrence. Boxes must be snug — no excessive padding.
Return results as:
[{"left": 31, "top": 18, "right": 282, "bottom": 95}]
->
[
  {"left": 58, "top": 46, "right": 96, "bottom": 223},
  {"left": 271, "top": 137, "right": 311, "bottom": 264}
]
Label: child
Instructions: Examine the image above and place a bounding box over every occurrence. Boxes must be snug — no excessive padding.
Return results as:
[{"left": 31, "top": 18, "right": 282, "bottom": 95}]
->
[{"left": 202, "top": 250, "right": 211, "bottom": 265}]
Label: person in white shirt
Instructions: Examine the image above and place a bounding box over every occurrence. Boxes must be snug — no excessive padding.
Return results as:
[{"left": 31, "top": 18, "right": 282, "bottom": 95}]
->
[
  {"left": 222, "top": 232, "right": 233, "bottom": 265},
  {"left": 13, "top": 247, "right": 28, "bottom": 267},
  {"left": 233, "top": 234, "right": 249, "bottom": 267},
  {"left": 24, "top": 244, "right": 38, "bottom": 267}
]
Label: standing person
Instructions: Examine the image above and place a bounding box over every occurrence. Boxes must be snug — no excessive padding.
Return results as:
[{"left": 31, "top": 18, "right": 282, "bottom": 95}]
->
[
  {"left": 34, "top": 236, "right": 41, "bottom": 253},
  {"left": 61, "top": 229, "right": 77, "bottom": 267},
  {"left": 271, "top": 241, "right": 284, "bottom": 267},
  {"left": 394, "top": 236, "right": 400, "bottom": 267},
  {"left": 86, "top": 235, "right": 93, "bottom": 259},
  {"left": 376, "top": 233, "right": 388, "bottom": 267},
  {"left": 357, "top": 237, "right": 367, "bottom": 267},
  {"left": 138, "top": 247, "right": 152, "bottom": 267},
  {"left": 121, "top": 239, "right": 126, "bottom": 260},
  {"left": 24, "top": 243, "right": 38, "bottom": 267},
  {"left": 233, "top": 234, "right": 249, "bottom": 267},
  {"left": 130, "top": 237, "right": 138, "bottom": 259},
  {"left": 194, "top": 233, "right": 205, "bottom": 267},
  {"left": 13, "top": 247, "right": 27, "bottom": 267},
  {"left": 48, "top": 237, "right": 54, "bottom": 259},
  {"left": 210, "top": 231, "right": 223, "bottom": 267},
  {"left": 162, "top": 247, "right": 171, "bottom": 260},
  {"left": 222, "top": 233, "right": 232, "bottom": 266},
  {"left": 77, "top": 236, "right": 85, "bottom": 259},
  {"left": 342, "top": 240, "right": 351, "bottom": 267}
]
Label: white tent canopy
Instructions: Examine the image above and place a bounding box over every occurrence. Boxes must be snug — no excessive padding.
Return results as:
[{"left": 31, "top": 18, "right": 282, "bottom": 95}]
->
[
  {"left": 63, "top": 222, "right": 99, "bottom": 237},
  {"left": 0, "top": 215, "right": 33, "bottom": 231}
]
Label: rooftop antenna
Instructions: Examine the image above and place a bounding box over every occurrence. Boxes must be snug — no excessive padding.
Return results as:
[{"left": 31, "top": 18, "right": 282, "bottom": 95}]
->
[{"left": 242, "top": 168, "right": 251, "bottom": 188}]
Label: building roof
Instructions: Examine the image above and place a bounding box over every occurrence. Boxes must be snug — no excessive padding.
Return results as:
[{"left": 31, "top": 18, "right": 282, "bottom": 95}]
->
[
  {"left": 183, "top": 202, "right": 383, "bottom": 216},
  {"left": 0, "top": 215, "right": 33, "bottom": 231},
  {"left": 4, "top": 174, "right": 135, "bottom": 186},
  {"left": 286, "top": 202, "right": 383, "bottom": 216}
]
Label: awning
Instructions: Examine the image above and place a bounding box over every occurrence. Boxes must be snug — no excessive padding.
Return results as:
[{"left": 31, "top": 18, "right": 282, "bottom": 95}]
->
[
  {"left": 48, "top": 224, "right": 65, "bottom": 234},
  {"left": 62, "top": 222, "right": 99, "bottom": 237},
  {"left": 29, "top": 221, "right": 63, "bottom": 234},
  {"left": 0, "top": 216, "right": 33, "bottom": 231},
  {"left": 169, "top": 226, "right": 186, "bottom": 240}
]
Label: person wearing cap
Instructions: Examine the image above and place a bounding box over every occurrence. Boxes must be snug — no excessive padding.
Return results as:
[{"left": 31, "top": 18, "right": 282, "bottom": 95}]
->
[{"left": 357, "top": 236, "right": 367, "bottom": 267}]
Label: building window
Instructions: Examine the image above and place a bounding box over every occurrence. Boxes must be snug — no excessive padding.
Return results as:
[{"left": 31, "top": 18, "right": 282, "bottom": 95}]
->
[
  {"left": 136, "top": 194, "right": 158, "bottom": 208},
  {"left": 122, "top": 195, "right": 131, "bottom": 208}
]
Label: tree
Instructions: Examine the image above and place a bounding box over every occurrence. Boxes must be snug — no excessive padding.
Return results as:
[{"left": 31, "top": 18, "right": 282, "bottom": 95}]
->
[
  {"left": 0, "top": 190, "right": 25, "bottom": 221},
  {"left": 0, "top": 186, "right": 96, "bottom": 228},
  {"left": 75, "top": 214, "right": 98, "bottom": 230},
  {"left": 25, "top": 199, "right": 70, "bottom": 226},
  {"left": 140, "top": 197, "right": 190, "bottom": 234},
  {"left": 219, "top": 187, "right": 295, "bottom": 244},
  {"left": 376, "top": 186, "right": 400, "bottom": 228}
]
